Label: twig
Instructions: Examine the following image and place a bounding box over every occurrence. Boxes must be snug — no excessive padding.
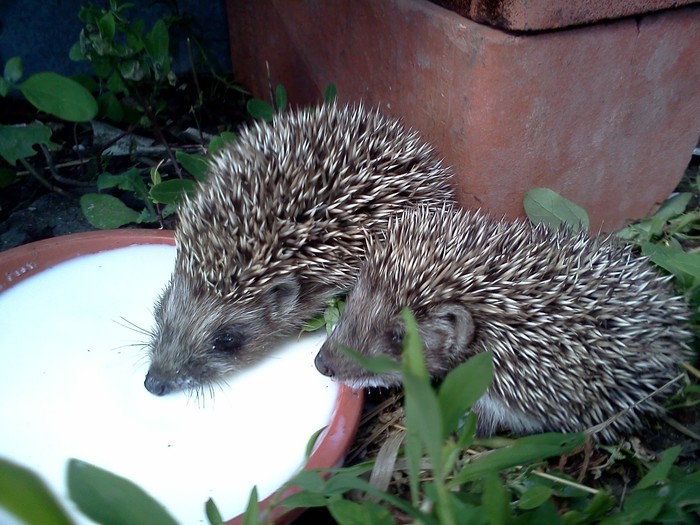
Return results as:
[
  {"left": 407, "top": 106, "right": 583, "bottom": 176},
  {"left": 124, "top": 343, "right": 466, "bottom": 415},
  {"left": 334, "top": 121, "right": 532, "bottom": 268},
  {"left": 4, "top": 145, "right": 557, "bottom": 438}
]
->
[
  {"left": 531, "top": 470, "right": 600, "bottom": 495},
  {"left": 17, "top": 158, "right": 73, "bottom": 199}
]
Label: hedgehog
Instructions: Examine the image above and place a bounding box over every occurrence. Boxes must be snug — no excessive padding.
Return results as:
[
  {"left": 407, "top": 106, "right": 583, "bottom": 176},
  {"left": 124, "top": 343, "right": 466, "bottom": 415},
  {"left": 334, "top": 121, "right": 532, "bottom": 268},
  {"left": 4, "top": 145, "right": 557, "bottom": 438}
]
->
[
  {"left": 143, "top": 103, "right": 455, "bottom": 396},
  {"left": 313, "top": 206, "right": 693, "bottom": 443}
]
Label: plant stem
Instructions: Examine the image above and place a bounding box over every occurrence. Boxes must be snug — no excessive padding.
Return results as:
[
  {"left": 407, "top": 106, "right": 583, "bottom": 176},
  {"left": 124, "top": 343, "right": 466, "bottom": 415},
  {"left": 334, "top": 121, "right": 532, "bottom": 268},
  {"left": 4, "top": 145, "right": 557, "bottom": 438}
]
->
[{"left": 18, "top": 158, "right": 72, "bottom": 198}]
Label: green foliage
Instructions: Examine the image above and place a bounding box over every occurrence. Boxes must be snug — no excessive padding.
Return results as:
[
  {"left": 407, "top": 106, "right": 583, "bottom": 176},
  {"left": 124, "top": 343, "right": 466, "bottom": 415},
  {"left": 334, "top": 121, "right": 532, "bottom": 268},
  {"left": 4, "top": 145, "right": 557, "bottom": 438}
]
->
[
  {"left": 1, "top": 57, "right": 98, "bottom": 123},
  {"left": 246, "top": 82, "right": 338, "bottom": 121},
  {"left": 616, "top": 189, "right": 700, "bottom": 298},
  {"left": 523, "top": 187, "right": 589, "bottom": 232},
  {"left": 0, "top": 457, "right": 73, "bottom": 525},
  {"left": 20, "top": 73, "right": 98, "bottom": 122},
  {"left": 301, "top": 296, "right": 345, "bottom": 334},
  {"left": 67, "top": 459, "right": 178, "bottom": 525},
  {"left": 175, "top": 150, "right": 209, "bottom": 182},
  {"left": 204, "top": 498, "right": 223, "bottom": 525},
  {"left": 0, "top": 56, "right": 96, "bottom": 183},
  {"left": 0, "top": 122, "right": 59, "bottom": 166},
  {"left": 70, "top": 0, "right": 175, "bottom": 126}
]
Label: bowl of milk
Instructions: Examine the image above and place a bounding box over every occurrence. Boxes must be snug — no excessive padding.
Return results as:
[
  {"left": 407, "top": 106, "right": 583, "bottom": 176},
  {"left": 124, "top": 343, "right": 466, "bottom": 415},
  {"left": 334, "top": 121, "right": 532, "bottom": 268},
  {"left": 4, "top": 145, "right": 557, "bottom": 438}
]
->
[{"left": 0, "top": 230, "right": 363, "bottom": 524}]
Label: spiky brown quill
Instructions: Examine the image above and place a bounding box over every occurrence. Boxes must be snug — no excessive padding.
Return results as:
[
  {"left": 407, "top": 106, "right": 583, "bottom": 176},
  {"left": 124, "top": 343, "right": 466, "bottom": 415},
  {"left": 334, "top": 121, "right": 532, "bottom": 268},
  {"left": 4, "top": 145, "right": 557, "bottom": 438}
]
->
[
  {"left": 144, "top": 103, "right": 454, "bottom": 395},
  {"left": 315, "top": 206, "right": 692, "bottom": 442}
]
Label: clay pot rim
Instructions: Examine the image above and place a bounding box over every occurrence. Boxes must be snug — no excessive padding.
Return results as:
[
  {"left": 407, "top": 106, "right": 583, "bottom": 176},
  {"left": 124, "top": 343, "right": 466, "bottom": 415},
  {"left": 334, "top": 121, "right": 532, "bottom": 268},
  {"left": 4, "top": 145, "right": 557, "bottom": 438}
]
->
[{"left": 0, "top": 229, "right": 364, "bottom": 525}]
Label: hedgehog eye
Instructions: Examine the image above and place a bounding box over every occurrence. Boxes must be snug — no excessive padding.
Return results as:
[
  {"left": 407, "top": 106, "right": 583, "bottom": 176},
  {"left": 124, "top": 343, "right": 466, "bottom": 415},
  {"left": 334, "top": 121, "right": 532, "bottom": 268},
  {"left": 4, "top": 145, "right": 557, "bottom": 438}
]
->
[
  {"left": 388, "top": 326, "right": 405, "bottom": 351},
  {"left": 210, "top": 328, "right": 247, "bottom": 354}
]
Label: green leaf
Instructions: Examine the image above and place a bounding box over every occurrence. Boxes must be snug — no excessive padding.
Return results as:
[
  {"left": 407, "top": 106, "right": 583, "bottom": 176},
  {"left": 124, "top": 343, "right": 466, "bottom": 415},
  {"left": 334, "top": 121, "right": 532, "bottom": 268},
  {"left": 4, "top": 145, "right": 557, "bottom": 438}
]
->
[
  {"left": 288, "top": 470, "right": 326, "bottom": 493},
  {"left": 0, "top": 123, "right": 58, "bottom": 165},
  {"left": 523, "top": 188, "right": 589, "bottom": 232},
  {"left": 4, "top": 56, "right": 23, "bottom": 83},
  {"left": 144, "top": 20, "right": 170, "bottom": 64},
  {"left": 175, "top": 150, "right": 209, "bottom": 181},
  {"left": 301, "top": 315, "right": 326, "bottom": 333},
  {"left": 278, "top": 491, "right": 329, "bottom": 508},
  {"left": 635, "top": 445, "right": 682, "bottom": 490},
  {"left": 80, "top": 193, "right": 141, "bottom": 229},
  {"left": 519, "top": 485, "right": 554, "bottom": 510},
  {"left": 339, "top": 345, "right": 401, "bottom": 374},
  {"left": 20, "top": 72, "right": 98, "bottom": 122},
  {"left": 97, "top": 170, "right": 138, "bottom": 191},
  {"left": 208, "top": 132, "right": 236, "bottom": 153},
  {"left": 328, "top": 499, "right": 394, "bottom": 525},
  {"left": 652, "top": 193, "right": 692, "bottom": 222},
  {"left": 67, "top": 459, "right": 178, "bottom": 525},
  {"left": 107, "top": 72, "right": 128, "bottom": 94},
  {"left": 401, "top": 309, "right": 429, "bottom": 380},
  {"left": 599, "top": 489, "right": 664, "bottom": 524},
  {"left": 98, "top": 92, "right": 125, "bottom": 122},
  {"left": 324, "top": 83, "right": 337, "bottom": 104},
  {"left": 0, "top": 458, "right": 73, "bottom": 525},
  {"left": 68, "top": 41, "right": 85, "bottom": 61},
  {"left": 305, "top": 426, "right": 326, "bottom": 459},
  {"left": 482, "top": 473, "right": 511, "bottom": 525},
  {"left": 247, "top": 99, "right": 275, "bottom": 121},
  {"left": 205, "top": 498, "right": 223, "bottom": 525},
  {"left": 448, "top": 433, "right": 586, "bottom": 486},
  {"left": 641, "top": 242, "right": 700, "bottom": 288},
  {"left": 275, "top": 84, "right": 287, "bottom": 113},
  {"left": 149, "top": 179, "right": 197, "bottom": 205},
  {"left": 403, "top": 371, "right": 444, "bottom": 481},
  {"left": 98, "top": 12, "right": 116, "bottom": 41},
  {"left": 438, "top": 351, "right": 493, "bottom": 439},
  {"left": 241, "top": 486, "right": 259, "bottom": 525}
]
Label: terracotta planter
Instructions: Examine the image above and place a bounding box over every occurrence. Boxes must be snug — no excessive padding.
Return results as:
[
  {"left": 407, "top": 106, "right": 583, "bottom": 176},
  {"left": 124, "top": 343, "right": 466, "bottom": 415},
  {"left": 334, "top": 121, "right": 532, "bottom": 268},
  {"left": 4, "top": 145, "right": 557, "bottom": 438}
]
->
[
  {"left": 226, "top": 0, "right": 700, "bottom": 231},
  {"left": 0, "top": 230, "right": 363, "bottom": 524}
]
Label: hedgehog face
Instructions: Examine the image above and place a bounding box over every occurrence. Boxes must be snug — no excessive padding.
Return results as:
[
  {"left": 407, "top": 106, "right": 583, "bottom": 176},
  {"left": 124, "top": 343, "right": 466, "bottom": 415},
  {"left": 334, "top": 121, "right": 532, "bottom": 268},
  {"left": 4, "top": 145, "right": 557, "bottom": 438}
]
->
[
  {"left": 144, "top": 273, "right": 302, "bottom": 396},
  {"left": 314, "top": 277, "right": 476, "bottom": 388}
]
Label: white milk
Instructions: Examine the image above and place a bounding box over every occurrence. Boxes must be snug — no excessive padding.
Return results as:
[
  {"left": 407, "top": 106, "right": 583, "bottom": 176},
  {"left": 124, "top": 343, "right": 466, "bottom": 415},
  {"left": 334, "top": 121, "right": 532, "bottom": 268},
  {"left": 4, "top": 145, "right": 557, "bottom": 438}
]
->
[{"left": 0, "top": 245, "right": 339, "bottom": 524}]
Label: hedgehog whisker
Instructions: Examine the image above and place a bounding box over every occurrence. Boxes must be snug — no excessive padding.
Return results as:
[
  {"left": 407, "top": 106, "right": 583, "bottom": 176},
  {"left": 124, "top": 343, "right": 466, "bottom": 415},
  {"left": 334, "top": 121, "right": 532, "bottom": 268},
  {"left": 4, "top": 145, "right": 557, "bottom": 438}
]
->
[{"left": 114, "top": 317, "right": 155, "bottom": 338}]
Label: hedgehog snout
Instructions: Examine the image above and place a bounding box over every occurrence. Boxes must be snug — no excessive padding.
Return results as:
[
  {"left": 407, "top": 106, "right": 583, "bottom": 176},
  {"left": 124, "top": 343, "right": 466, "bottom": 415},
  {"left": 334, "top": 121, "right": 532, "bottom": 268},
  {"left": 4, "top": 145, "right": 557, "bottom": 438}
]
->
[
  {"left": 144, "top": 369, "right": 180, "bottom": 396},
  {"left": 314, "top": 350, "right": 335, "bottom": 378}
]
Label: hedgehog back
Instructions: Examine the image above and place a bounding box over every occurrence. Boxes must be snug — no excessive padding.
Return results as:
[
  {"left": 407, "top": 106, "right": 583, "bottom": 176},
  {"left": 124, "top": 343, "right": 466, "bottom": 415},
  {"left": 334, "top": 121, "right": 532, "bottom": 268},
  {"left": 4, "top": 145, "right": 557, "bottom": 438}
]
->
[{"left": 175, "top": 104, "right": 454, "bottom": 300}]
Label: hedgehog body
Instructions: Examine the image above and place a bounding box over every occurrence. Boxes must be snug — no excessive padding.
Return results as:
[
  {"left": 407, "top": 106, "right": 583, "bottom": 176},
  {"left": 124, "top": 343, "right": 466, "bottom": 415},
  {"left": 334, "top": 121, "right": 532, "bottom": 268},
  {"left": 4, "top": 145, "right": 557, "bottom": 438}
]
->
[
  {"left": 144, "top": 103, "right": 454, "bottom": 396},
  {"left": 314, "top": 206, "right": 692, "bottom": 442}
]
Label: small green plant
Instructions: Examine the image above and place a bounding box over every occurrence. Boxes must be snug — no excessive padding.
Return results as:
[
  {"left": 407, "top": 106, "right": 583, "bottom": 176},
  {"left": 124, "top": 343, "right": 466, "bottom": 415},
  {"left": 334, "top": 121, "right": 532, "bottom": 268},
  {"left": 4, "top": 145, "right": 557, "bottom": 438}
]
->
[
  {"left": 246, "top": 82, "right": 337, "bottom": 121},
  {"left": 69, "top": 0, "right": 175, "bottom": 125},
  {"left": 0, "top": 57, "right": 98, "bottom": 191}
]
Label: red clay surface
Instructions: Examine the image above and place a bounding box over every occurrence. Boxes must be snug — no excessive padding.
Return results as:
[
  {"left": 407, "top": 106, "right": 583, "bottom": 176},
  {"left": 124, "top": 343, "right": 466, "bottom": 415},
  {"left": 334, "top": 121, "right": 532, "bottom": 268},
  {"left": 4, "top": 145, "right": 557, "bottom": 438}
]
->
[
  {"left": 227, "top": 0, "right": 700, "bottom": 231},
  {"left": 432, "top": 0, "right": 700, "bottom": 31}
]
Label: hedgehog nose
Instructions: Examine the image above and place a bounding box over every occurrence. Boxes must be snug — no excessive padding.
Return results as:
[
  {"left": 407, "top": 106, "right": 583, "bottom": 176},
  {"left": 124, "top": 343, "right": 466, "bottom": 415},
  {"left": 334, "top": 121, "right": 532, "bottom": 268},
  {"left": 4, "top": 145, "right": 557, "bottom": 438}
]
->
[
  {"left": 314, "top": 352, "right": 334, "bottom": 378},
  {"left": 144, "top": 371, "right": 172, "bottom": 396}
]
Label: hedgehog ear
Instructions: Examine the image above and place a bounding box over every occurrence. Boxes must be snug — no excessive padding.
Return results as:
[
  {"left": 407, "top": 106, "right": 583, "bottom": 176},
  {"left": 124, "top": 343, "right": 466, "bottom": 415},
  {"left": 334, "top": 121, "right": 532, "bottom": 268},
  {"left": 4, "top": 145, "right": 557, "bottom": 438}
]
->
[
  {"left": 263, "top": 275, "right": 300, "bottom": 318},
  {"left": 431, "top": 303, "right": 475, "bottom": 352}
]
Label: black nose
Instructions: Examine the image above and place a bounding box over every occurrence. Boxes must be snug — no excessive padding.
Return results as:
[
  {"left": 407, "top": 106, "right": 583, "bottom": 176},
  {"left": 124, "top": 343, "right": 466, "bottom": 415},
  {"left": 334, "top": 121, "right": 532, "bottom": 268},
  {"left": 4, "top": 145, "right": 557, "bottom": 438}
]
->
[
  {"left": 144, "top": 371, "right": 171, "bottom": 396},
  {"left": 314, "top": 351, "right": 334, "bottom": 377}
]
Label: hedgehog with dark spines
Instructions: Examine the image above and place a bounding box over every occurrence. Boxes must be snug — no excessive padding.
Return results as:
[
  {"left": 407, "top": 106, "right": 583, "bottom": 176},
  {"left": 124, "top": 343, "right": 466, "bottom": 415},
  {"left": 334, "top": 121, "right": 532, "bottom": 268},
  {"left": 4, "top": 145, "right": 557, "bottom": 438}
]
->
[
  {"left": 144, "top": 103, "right": 455, "bottom": 396},
  {"left": 314, "top": 206, "right": 693, "bottom": 443}
]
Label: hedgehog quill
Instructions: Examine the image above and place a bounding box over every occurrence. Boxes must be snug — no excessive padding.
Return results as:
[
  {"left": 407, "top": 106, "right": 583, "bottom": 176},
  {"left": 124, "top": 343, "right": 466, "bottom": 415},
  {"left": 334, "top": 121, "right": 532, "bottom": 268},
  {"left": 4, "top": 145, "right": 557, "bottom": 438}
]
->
[
  {"left": 314, "top": 206, "right": 693, "bottom": 443},
  {"left": 144, "top": 103, "right": 454, "bottom": 396}
]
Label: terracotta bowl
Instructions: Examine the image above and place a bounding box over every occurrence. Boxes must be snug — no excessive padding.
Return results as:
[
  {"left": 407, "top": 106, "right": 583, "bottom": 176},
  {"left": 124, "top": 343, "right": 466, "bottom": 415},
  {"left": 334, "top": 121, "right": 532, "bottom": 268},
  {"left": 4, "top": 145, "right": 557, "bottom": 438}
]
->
[{"left": 0, "top": 230, "right": 363, "bottom": 524}]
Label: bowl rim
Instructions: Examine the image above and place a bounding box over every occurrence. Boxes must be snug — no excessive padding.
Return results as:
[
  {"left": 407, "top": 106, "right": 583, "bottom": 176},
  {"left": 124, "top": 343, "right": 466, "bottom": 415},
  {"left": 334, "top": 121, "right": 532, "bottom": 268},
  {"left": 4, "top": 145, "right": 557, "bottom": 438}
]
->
[{"left": 0, "top": 230, "right": 364, "bottom": 524}]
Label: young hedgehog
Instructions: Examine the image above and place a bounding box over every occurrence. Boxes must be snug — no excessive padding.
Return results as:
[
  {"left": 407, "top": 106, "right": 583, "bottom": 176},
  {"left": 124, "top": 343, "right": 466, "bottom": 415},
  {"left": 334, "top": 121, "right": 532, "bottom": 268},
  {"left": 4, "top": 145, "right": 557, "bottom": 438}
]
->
[
  {"left": 314, "top": 206, "right": 693, "bottom": 443},
  {"left": 144, "top": 103, "right": 455, "bottom": 396}
]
